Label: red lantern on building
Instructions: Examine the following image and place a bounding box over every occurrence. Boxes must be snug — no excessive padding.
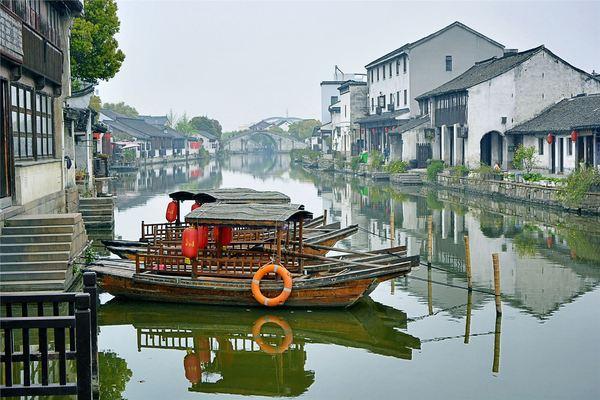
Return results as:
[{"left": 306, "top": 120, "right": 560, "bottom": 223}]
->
[
  {"left": 385, "top": 127, "right": 389, "bottom": 133},
  {"left": 183, "top": 352, "right": 202, "bottom": 384},
  {"left": 191, "top": 202, "right": 201, "bottom": 211},
  {"left": 197, "top": 226, "right": 209, "bottom": 249},
  {"left": 570, "top": 130, "right": 578, "bottom": 141},
  {"left": 92, "top": 132, "right": 100, "bottom": 140},
  {"left": 546, "top": 133, "right": 554, "bottom": 144},
  {"left": 165, "top": 200, "right": 178, "bottom": 222},
  {"left": 182, "top": 227, "right": 199, "bottom": 258},
  {"left": 213, "top": 226, "right": 232, "bottom": 246}
]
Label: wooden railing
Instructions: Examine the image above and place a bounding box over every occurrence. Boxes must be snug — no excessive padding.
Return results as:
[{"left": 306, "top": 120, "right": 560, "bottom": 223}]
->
[
  {"left": 21, "top": 24, "right": 63, "bottom": 85},
  {"left": 0, "top": 272, "right": 98, "bottom": 399}
]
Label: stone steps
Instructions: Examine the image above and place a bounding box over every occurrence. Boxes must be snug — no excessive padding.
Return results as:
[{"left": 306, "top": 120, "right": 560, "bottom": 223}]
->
[
  {"left": 0, "top": 233, "right": 73, "bottom": 244},
  {"left": 78, "top": 197, "right": 114, "bottom": 229},
  {"left": 0, "top": 279, "right": 65, "bottom": 292},
  {"left": 5, "top": 213, "right": 81, "bottom": 227},
  {"left": 0, "top": 250, "right": 71, "bottom": 262},
  {"left": 0, "top": 270, "right": 66, "bottom": 281},
  {"left": 2, "top": 225, "right": 75, "bottom": 235},
  {"left": 0, "top": 242, "right": 72, "bottom": 253},
  {"left": 1, "top": 260, "right": 68, "bottom": 272}
]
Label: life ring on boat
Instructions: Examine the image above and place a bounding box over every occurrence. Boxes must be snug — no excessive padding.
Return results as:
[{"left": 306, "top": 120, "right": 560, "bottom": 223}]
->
[
  {"left": 251, "top": 315, "right": 293, "bottom": 355},
  {"left": 251, "top": 263, "right": 292, "bottom": 307}
]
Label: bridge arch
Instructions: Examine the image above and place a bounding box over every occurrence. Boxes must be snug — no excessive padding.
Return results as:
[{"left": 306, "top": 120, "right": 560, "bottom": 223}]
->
[{"left": 224, "top": 130, "right": 307, "bottom": 154}]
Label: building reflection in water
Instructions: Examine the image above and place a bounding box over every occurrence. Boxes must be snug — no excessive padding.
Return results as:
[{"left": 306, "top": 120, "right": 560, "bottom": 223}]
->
[
  {"left": 98, "top": 298, "right": 421, "bottom": 397},
  {"left": 297, "top": 167, "right": 600, "bottom": 321}
]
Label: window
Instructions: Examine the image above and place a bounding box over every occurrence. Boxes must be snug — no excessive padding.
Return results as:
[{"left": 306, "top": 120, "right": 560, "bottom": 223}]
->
[
  {"left": 404, "top": 90, "right": 408, "bottom": 105},
  {"left": 377, "top": 67, "right": 379, "bottom": 81},
  {"left": 344, "top": 105, "right": 347, "bottom": 118},
  {"left": 10, "top": 84, "right": 54, "bottom": 160},
  {"left": 396, "top": 59, "right": 399, "bottom": 75},
  {"left": 371, "top": 97, "right": 374, "bottom": 111},
  {"left": 396, "top": 91, "right": 400, "bottom": 105},
  {"left": 446, "top": 55, "right": 453, "bottom": 71},
  {"left": 403, "top": 56, "right": 407, "bottom": 73},
  {"left": 538, "top": 137, "right": 544, "bottom": 155},
  {"left": 389, "top": 63, "right": 392, "bottom": 77},
  {"left": 378, "top": 95, "right": 386, "bottom": 109},
  {"left": 567, "top": 138, "right": 573, "bottom": 156},
  {"left": 383, "top": 65, "right": 386, "bottom": 80},
  {"left": 330, "top": 96, "right": 338, "bottom": 105},
  {"left": 390, "top": 93, "right": 393, "bottom": 105}
]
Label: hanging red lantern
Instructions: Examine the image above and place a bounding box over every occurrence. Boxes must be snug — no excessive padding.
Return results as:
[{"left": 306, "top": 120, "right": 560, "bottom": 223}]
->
[
  {"left": 385, "top": 127, "right": 389, "bottom": 133},
  {"left": 570, "top": 130, "right": 578, "bottom": 141},
  {"left": 546, "top": 133, "right": 554, "bottom": 144},
  {"left": 191, "top": 202, "right": 201, "bottom": 212},
  {"left": 165, "top": 200, "right": 178, "bottom": 222},
  {"left": 183, "top": 352, "right": 202, "bottom": 384},
  {"left": 197, "top": 226, "right": 209, "bottom": 249},
  {"left": 182, "top": 227, "right": 199, "bottom": 259},
  {"left": 92, "top": 132, "right": 100, "bottom": 140}
]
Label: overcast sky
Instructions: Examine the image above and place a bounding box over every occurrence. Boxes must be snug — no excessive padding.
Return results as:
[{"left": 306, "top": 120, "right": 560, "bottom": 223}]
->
[{"left": 96, "top": 0, "right": 600, "bottom": 131}]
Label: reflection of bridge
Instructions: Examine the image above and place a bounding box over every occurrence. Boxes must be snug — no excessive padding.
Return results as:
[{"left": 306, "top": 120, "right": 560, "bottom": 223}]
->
[{"left": 223, "top": 130, "right": 307, "bottom": 153}]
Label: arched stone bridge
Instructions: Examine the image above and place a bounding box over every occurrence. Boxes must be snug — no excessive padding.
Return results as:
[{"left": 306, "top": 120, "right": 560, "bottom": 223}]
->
[{"left": 223, "top": 130, "right": 307, "bottom": 153}]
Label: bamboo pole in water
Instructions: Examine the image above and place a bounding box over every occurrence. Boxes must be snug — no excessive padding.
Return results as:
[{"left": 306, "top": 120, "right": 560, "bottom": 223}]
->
[
  {"left": 492, "top": 253, "right": 502, "bottom": 315},
  {"left": 323, "top": 209, "right": 328, "bottom": 226},
  {"left": 390, "top": 199, "right": 395, "bottom": 247},
  {"left": 427, "top": 215, "right": 433, "bottom": 263},
  {"left": 493, "top": 314, "right": 502, "bottom": 373},
  {"left": 464, "top": 290, "right": 472, "bottom": 344},
  {"left": 427, "top": 265, "right": 433, "bottom": 315},
  {"left": 464, "top": 235, "right": 472, "bottom": 291}
]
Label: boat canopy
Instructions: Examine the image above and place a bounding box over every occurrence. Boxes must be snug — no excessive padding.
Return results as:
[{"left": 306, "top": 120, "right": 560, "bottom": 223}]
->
[
  {"left": 170, "top": 188, "right": 290, "bottom": 204},
  {"left": 185, "top": 203, "right": 313, "bottom": 227}
]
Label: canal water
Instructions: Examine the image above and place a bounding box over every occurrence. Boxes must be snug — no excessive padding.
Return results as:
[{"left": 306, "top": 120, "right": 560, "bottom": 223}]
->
[{"left": 97, "top": 154, "right": 600, "bottom": 400}]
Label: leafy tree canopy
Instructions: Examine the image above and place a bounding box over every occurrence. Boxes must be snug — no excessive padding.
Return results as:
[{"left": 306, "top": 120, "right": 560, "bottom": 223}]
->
[
  {"left": 103, "top": 101, "right": 138, "bottom": 117},
  {"left": 89, "top": 95, "right": 101, "bottom": 113},
  {"left": 71, "top": 0, "right": 125, "bottom": 84},
  {"left": 268, "top": 125, "right": 285, "bottom": 134},
  {"left": 288, "top": 119, "right": 321, "bottom": 140},
  {"left": 190, "top": 116, "right": 222, "bottom": 139},
  {"left": 98, "top": 350, "right": 132, "bottom": 400},
  {"left": 174, "top": 113, "right": 196, "bottom": 135}
]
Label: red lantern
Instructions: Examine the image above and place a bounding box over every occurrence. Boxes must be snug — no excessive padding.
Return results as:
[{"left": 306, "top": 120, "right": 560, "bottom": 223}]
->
[
  {"left": 92, "top": 132, "right": 100, "bottom": 140},
  {"left": 546, "top": 133, "right": 554, "bottom": 144},
  {"left": 197, "top": 226, "right": 208, "bottom": 249},
  {"left": 183, "top": 352, "right": 201, "bottom": 384},
  {"left": 166, "top": 200, "right": 178, "bottom": 222},
  {"left": 385, "top": 127, "right": 389, "bottom": 133},
  {"left": 191, "top": 202, "right": 201, "bottom": 212},
  {"left": 570, "top": 130, "right": 578, "bottom": 141},
  {"left": 213, "top": 226, "right": 233, "bottom": 246},
  {"left": 181, "top": 227, "right": 199, "bottom": 258}
]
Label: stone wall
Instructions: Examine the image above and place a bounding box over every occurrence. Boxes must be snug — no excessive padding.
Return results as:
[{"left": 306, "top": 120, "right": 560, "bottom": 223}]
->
[{"left": 435, "top": 173, "right": 600, "bottom": 215}]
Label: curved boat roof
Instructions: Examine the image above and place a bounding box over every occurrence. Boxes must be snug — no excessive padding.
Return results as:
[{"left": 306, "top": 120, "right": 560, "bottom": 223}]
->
[
  {"left": 185, "top": 203, "right": 312, "bottom": 227},
  {"left": 170, "top": 188, "right": 290, "bottom": 204}
]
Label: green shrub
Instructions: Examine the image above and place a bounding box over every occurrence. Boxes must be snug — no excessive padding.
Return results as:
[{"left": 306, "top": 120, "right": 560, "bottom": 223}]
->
[
  {"left": 512, "top": 144, "right": 538, "bottom": 173},
  {"left": 369, "top": 150, "right": 384, "bottom": 172},
  {"left": 123, "top": 148, "right": 136, "bottom": 163},
  {"left": 557, "top": 165, "right": 600, "bottom": 207},
  {"left": 523, "top": 172, "right": 543, "bottom": 182},
  {"left": 385, "top": 160, "right": 409, "bottom": 174},
  {"left": 426, "top": 160, "right": 445, "bottom": 181},
  {"left": 350, "top": 156, "right": 361, "bottom": 172}
]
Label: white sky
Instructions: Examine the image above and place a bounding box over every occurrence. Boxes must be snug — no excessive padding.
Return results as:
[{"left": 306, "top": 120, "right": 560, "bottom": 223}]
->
[{"left": 96, "top": 0, "right": 600, "bottom": 131}]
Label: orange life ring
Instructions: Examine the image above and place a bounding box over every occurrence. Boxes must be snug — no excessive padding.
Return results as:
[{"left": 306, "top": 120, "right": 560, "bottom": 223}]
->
[
  {"left": 251, "top": 315, "right": 293, "bottom": 355},
  {"left": 251, "top": 263, "right": 292, "bottom": 307}
]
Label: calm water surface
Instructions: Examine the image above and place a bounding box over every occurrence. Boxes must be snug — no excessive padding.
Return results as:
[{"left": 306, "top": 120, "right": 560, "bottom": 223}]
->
[{"left": 97, "top": 154, "right": 600, "bottom": 400}]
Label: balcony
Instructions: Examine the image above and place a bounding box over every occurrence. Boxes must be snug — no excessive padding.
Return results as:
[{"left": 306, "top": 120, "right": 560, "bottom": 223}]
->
[
  {"left": 22, "top": 24, "right": 63, "bottom": 85},
  {"left": 0, "top": 6, "right": 24, "bottom": 64}
]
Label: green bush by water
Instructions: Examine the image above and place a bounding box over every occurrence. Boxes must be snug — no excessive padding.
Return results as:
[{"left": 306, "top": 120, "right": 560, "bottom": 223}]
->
[
  {"left": 426, "top": 160, "right": 445, "bottom": 181},
  {"left": 385, "top": 160, "right": 408, "bottom": 174}
]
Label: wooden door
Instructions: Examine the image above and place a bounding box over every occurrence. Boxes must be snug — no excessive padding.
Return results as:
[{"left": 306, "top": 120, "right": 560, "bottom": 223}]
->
[{"left": 0, "top": 79, "right": 13, "bottom": 208}]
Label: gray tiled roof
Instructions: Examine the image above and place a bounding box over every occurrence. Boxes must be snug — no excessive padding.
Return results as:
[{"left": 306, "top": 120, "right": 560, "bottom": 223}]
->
[
  {"left": 117, "top": 117, "right": 171, "bottom": 138},
  {"left": 356, "top": 109, "right": 410, "bottom": 125},
  {"left": 416, "top": 46, "right": 544, "bottom": 100},
  {"left": 104, "top": 119, "right": 150, "bottom": 141},
  {"left": 398, "top": 116, "right": 430, "bottom": 134},
  {"left": 365, "top": 21, "right": 504, "bottom": 68},
  {"left": 139, "top": 115, "right": 169, "bottom": 126},
  {"left": 507, "top": 94, "right": 600, "bottom": 135}
]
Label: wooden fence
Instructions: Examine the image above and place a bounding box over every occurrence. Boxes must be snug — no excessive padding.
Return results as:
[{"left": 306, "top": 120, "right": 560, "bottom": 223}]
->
[{"left": 0, "top": 272, "right": 98, "bottom": 399}]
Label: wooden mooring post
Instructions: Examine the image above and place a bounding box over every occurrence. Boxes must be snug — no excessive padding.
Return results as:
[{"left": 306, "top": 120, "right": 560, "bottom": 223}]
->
[
  {"left": 493, "top": 314, "right": 502, "bottom": 373},
  {"left": 464, "top": 290, "right": 472, "bottom": 344},
  {"left": 464, "top": 235, "right": 472, "bottom": 291},
  {"left": 323, "top": 209, "right": 328, "bottom": 226},
  {"left": 427, "top": 215, "right": 433, "bottom": 263},
  {"left": 83, "top": 272, "right": 99, "bottom": 380},
  {"left": 492, "top": 253, "right": 502, "bottom": 315}
]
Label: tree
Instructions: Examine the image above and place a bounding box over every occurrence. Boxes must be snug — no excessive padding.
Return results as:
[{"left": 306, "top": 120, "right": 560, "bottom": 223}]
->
[
  {"left": 512, "top": 144, "right": 538, "bottom": 173},
  {"left": 89, "top": 95, "right": 101, "bottom": 112},
  {"left": 174, "top": 113, "right": 196, "bottom": 135},
  {"left": 190, "top": 116, "right": 222, "bottom": 139},
  {"left": 268, "top": 125, "right": 284, "bottom": 134},
  {"left": 103, "top": 101, "right": 138, "bottom": 117},
  {"left": 288, "top": 119, "right": 321, "bottom": 141},
  {"left": 70, "top": 0, "right": 125, "bottom": 84}
]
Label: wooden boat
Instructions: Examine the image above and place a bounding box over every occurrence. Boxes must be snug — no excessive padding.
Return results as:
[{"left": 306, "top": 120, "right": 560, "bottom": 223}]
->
[
  {"left": 102, "top": 188, "right": 357, "bottom": 259},
  {"left": 97, "top": 297, "right": 420, "bottom": 396},
  {"left": 87, "top": 203, "right": 418, "bottom": 308}
]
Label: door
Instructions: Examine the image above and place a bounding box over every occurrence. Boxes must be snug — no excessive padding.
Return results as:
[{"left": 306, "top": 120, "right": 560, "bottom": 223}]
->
[
  {"left": 558, "top": 138, "right": 564, "bottom": 173},
  {"left": 480, "top": 134, "right": 492, "bottom": 166},
  {"left": 550, "top": 140, "right": 556, "bottom": 174},
  {"left": 1, "top": 79, "right": 13, "bottom": 209},
  {"left": 585, "top": 136, "right": 594, "bottom": 166}
]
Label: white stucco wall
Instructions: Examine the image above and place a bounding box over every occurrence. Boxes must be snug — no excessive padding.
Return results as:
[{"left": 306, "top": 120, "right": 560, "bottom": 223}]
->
[
  {"left": 320, "top": 82, "right": 342, "bottom": 124},
  {"left": 14, "top": 159, "right": 62, "bottom": 206},
  {"left": 465, "top": 49, "right": 600, "bottom": 168}
]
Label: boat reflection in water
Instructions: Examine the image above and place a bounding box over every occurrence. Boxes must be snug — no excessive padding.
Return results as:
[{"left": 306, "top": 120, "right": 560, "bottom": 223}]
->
[{"left": 99, "top": 298, "right": 420, "bottom": 397}]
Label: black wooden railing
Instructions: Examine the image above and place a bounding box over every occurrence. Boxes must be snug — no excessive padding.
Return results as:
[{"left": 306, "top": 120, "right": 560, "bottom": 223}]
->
[{"left": 0, "top": 272, "right": 98, "bottom": 399}]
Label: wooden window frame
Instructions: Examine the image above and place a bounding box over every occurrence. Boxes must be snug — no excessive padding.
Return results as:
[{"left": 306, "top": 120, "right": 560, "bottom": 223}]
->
[{"left": 446, "top": 55, "right": 453, "bottom": 72}]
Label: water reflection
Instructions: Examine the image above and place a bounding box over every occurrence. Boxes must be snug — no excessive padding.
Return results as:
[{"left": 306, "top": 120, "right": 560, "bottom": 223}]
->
[
  {"left": 98, "top": 298, "right": 420, "bottom": 397},
  {"left": 296, "top": 167, "right": 600, "bottom": 320}
]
